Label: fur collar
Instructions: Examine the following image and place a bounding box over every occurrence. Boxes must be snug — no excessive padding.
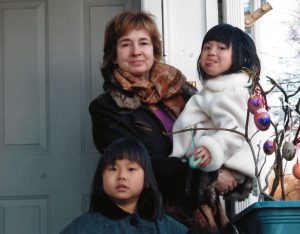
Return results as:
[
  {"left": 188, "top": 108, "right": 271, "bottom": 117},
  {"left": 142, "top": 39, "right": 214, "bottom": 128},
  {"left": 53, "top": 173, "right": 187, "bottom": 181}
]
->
[
  {"left": 204, "top": 73, "right": 252, "bottom": 92},
  {"left": 109, "top": 82, "right": 197, "bottom": 110},
  {"left": 110, "top": 90, "right": 141, "bottom": 110}
]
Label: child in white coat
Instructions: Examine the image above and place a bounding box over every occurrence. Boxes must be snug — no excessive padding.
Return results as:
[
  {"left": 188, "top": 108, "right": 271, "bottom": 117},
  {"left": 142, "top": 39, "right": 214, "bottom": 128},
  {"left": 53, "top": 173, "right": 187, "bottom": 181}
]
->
[{"left": 170, "top": 24, "right": 261, "bottom": 200}]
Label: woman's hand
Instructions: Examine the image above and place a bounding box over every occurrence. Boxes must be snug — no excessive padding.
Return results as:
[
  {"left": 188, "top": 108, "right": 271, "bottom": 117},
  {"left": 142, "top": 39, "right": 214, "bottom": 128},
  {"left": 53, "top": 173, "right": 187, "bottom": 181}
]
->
[{"left": 214, "top": 168, "right": 238, "bottom": 195}]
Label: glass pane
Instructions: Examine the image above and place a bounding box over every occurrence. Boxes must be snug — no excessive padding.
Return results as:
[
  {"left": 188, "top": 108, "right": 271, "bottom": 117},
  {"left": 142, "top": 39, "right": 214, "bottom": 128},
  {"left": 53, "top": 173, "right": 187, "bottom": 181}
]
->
[
  {"left": 259, "top": 0, "right": 300, "bottom": 123},
  {"left": 258, "top": 0, "right": 300, "bottom": 200},
  {"left": 244, "top": 0, "right": 251, "bottom": 12}
]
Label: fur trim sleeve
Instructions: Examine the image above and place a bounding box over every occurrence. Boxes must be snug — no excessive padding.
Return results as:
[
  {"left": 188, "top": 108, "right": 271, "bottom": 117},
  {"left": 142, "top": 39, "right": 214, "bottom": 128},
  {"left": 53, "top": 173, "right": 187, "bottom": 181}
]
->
[
  {"left": 196, "top": 136, "right": 227, "bottom": 172},
  {"left": 202, "top": 84, "right": 250, "bottom": 159},
  {"left": 170, "top": 94, "right": 210, "bottom": 158}
]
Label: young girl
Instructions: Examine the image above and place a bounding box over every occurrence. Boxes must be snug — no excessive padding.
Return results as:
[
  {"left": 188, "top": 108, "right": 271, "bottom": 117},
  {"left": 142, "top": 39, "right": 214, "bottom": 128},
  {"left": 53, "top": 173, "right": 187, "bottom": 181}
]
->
[
  {"left": 60, "top": 137, "right": 188, "bottom": 233},
  {"left": 170, "top": 24, "right": 261, "bottom": 199}
]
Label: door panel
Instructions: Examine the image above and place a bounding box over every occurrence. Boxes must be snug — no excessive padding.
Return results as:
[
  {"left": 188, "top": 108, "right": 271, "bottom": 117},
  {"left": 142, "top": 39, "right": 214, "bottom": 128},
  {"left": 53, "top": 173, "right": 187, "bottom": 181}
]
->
[{"left": 0, "top": 0, "right": 140, "bottom": 233}]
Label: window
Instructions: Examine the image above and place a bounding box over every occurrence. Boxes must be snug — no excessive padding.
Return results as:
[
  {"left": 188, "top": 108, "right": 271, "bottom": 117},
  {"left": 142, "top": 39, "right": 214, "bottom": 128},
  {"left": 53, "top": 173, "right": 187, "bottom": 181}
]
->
[{"left": 258, "top": 0, "right": 300, "bottom": 123}]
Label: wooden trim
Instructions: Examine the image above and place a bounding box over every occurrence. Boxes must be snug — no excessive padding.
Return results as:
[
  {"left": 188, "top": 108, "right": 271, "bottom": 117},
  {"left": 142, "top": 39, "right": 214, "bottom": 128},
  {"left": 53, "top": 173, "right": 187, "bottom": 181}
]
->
[{"left": 222, "top": 0, "right": 244, "bottom": 29}]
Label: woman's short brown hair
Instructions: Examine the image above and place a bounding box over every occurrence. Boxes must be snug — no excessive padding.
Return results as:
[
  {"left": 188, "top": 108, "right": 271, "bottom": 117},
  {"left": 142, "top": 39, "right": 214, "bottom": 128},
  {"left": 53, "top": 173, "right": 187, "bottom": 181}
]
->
[{"left": 101, "top": 11, "right": 163, "bottom": 81}]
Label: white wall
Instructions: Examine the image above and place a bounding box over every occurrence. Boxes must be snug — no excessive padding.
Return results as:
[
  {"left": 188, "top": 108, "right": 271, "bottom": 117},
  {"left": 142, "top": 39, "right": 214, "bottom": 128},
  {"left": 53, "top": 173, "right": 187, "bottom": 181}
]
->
[{"left": 142, "top": 0, "right": 218, "bottom": 89}]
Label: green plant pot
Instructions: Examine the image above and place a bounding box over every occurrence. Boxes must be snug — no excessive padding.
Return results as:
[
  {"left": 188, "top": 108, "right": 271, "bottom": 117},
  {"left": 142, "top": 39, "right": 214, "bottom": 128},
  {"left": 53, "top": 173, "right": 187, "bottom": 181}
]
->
[{"left": 232, "top": 201, "right": 300, "bottom": 234}]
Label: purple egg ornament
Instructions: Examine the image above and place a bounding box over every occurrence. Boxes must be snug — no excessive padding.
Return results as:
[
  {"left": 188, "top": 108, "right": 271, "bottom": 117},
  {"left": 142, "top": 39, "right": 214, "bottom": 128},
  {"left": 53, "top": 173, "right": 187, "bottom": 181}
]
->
[
  {"left": 263, "top": 140, "right": 275, "bottom": 155},
  {"left": 248, "top": 95, "right": 263, "bottom": 114},
  {"left": 254, "top": 108, "right": 271, "bottom": 131}
]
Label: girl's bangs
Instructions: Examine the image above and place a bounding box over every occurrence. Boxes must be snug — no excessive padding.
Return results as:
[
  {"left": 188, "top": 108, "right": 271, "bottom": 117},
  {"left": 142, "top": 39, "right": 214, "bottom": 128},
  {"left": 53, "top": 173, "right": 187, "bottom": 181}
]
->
[
  {"left": 101, "top": 144, "right": 145, "bottom": 169},
  {"left": 203, "top": 25, "right": 234, "bottom": 47}
]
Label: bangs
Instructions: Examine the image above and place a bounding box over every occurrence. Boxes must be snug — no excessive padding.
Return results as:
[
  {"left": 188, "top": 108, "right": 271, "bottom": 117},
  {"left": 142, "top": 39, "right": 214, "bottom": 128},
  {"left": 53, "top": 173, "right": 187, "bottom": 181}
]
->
[
  {"left": 115, "top": 13, "right": 154, "bottom": 39},
  {"left": 100, "top": 138, "right": 146, "bottom": 170},
  {"left": 202, "top": 24, "right": 235, "bottom": 47}
]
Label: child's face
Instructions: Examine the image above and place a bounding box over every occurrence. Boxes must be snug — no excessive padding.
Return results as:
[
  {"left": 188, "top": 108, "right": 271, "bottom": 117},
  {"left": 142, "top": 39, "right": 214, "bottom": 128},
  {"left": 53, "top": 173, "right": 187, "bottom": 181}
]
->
[
  {"left": 200, "top": 41, "right": 232, "bottom": 77},
  {"left": 102, "top": 158, "right": 145, "bottom": 213}
]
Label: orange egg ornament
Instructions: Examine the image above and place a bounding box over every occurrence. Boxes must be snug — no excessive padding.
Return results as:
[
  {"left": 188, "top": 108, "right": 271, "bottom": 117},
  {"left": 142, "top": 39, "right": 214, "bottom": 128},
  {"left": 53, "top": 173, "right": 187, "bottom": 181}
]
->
[{"left": 292, "top": 163, "right": 300, "bottom": 179}]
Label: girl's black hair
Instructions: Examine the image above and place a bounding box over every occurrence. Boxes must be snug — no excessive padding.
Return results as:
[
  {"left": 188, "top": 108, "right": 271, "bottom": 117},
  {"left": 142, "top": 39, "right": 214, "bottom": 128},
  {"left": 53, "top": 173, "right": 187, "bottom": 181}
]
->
[
  {"left": 197, "top": 23, "right": 261, "bottom": 81},
  {"left": 89, "top": 137, "right": 164, "bottom": 220}
]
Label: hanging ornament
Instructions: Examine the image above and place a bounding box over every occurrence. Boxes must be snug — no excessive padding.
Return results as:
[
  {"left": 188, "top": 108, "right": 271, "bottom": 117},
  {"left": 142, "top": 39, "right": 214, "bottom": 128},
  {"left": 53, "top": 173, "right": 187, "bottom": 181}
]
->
[
  {"left": 254, "top": 108, "right": 271, "bottom": 131},
  {"left": 248, "top": 95, "right": 263, "bottom": 114},
  {"left": 263, "top": 139, "right": 275, "bottom": 155},
  {"left": 292, "top": 162, "right": 300, "bottom": 179},
  {"left": 281, "top": 142, "right": 296, "bottom": 161},
  {"left": 293, "top": 146, "right": 300, "bottom": 179}
]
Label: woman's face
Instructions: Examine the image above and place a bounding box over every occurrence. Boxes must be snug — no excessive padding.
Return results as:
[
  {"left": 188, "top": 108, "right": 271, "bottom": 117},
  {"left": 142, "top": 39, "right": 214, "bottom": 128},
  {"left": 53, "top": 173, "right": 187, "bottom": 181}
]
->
[
  {"left": 114, "top": 28, "right": 155, "bottom": 79},
  {"left": 200, "top": 41, "right": 232, "bottom": 77},
  {"left": 102, "top": 158, "right": 145, "bottom": 213}
]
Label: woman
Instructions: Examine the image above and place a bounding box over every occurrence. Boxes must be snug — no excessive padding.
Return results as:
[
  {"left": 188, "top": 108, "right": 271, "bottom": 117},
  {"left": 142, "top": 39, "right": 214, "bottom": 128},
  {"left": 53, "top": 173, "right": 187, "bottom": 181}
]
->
[{"left": 89, "top": 11, "right": 237, "bottom": 233}]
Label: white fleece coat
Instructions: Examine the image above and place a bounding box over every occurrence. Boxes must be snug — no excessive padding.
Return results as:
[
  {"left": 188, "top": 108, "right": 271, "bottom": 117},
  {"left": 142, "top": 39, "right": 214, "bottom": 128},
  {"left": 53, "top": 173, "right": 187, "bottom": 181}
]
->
[{"left": 170, "top": 73, "right": 258, "bottom": 178}]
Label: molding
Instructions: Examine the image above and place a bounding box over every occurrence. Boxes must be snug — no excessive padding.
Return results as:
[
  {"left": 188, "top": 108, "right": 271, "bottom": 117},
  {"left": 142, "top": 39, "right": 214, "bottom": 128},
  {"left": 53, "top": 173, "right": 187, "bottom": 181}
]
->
[
  {"left": 205, "top": 0, "right": 218, "bottom": 31},
  {"left": 222, "top": 0, "right": 244, "bottom": 29}
]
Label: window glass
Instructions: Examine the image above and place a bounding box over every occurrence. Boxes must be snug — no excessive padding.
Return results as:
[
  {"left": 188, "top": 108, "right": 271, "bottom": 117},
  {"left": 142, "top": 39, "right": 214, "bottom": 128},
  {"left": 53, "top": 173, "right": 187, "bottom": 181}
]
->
[
  {"left": 258, "top": 0, "right": 300, "bottom": 124},
  {"left": 244, "top": 0, "right": 251, "bottom": 12},
  {"left": 254, "top": 0, "right": 300, "bottom": 198}
]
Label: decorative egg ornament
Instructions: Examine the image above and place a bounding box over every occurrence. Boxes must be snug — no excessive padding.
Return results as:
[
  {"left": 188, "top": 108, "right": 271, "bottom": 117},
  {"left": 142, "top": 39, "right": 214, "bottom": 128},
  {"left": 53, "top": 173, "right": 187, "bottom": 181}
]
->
[
  {"left": 248, "top": 95, "right": 263, "bottom": 114},
  {"left": 292, "top": 163, "right": 300, "bottom": 179},
  {"left": 263, "top": 140, "right": 275, "bottom": 155},
  {"left": 281, "top": 142, "right": 296, "bottom": 161},
  {"left": 254, "top": 108, "right": 271, "bottom": 131}
]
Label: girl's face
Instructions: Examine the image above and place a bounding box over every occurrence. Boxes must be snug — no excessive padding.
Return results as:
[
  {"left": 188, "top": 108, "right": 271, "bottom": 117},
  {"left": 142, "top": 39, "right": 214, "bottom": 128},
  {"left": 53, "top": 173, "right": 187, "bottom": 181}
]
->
[
  {"left": 102, "top": 158, "right": 145, "bottom": 213},
  {"left": 200, "top": 41, "right": 232, "bottom": 77},
  {"left": 114, "top": 28, "right": 155, "bottom": 80}
]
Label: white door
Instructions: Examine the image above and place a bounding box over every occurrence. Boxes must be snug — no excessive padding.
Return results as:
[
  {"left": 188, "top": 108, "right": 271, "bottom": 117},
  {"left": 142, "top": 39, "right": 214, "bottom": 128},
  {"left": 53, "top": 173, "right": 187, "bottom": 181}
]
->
[{"left": 0, "top": 0, "right": 140, "bottom": 233}]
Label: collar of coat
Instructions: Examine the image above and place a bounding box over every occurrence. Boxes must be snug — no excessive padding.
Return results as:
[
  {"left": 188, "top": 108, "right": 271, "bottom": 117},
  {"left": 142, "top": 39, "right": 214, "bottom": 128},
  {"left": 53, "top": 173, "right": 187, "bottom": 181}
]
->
[
  {"left": 110, "top": 89, "right": 142, "bottom": 110},
  {"left": 203, "top": 73, "right": 252, "bottom": 92},
  {"left": 99, "top": 195, "right": 137, "bottom": 220},
  {"left": 107, "top": 81, "right": 197, "bottom": 111}
]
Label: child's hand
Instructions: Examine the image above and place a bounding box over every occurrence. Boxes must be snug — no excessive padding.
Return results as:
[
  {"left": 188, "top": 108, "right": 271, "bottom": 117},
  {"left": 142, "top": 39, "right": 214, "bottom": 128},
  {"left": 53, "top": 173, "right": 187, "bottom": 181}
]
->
[{"left": 194, "top": 146, "right": 211, "bottom": 167}]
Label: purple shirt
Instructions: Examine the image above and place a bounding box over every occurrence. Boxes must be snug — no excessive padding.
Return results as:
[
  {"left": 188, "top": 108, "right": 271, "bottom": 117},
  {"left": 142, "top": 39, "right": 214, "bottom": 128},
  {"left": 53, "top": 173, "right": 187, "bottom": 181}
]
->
[{"left": 151, "top": 108, "right": 174, "bottom": 140}]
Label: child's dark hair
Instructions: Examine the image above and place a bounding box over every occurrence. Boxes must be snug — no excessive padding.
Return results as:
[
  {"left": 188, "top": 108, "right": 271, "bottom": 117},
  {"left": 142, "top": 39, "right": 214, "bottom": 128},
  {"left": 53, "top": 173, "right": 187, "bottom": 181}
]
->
[
  {"left": 197, "top": 23, "right": 261, "bottom": 81},
  {"left": 89, "top": 137, "right": 164, "bottom": 220}
]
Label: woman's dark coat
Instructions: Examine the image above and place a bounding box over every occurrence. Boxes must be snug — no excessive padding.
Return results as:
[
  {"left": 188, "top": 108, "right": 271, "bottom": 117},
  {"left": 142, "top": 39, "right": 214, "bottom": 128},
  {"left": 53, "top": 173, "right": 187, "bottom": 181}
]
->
[{"left": 89, "top": 82, "right": 216, "bottom": 220}]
